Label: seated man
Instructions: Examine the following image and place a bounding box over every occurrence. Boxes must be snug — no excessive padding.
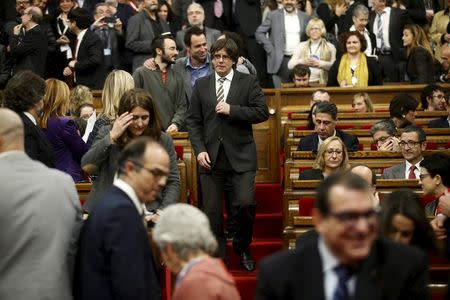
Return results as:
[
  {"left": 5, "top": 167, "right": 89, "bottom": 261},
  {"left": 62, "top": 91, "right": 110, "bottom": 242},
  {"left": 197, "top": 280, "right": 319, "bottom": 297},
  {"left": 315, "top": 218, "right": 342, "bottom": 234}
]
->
[
  {"left": 429, "top": 94, "right": 450, "bottom": 128},
  {"left": 291, "top": 64, "right": 310, "bottom": 88},
  {"left": 382, "top": 125, "right": 426, "bottom": 179},
  {"left": 436, "top": 45, "right": 450, "bottom": 83},
  {"left": 420, "top": 84, "right": 446, "bottom": 111},
  {"left": 310, "top": 88, "right": 330, "bottom": 107},
  {"left": 351, "top": 165, "right": 379, "bottom": 206},
  {"left": 370, "top": 119, "right": 401, "bottom": 151},
  {"left": 297, "top": 102, "right": 359, "bottom": 152}
]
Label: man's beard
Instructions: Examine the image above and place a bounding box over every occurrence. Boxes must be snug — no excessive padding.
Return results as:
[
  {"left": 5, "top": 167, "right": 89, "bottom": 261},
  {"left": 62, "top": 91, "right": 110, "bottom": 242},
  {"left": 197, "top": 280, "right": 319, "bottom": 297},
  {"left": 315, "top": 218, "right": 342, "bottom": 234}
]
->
[{"left": 161, "top": 53, "right": 175, "bottom": 65}]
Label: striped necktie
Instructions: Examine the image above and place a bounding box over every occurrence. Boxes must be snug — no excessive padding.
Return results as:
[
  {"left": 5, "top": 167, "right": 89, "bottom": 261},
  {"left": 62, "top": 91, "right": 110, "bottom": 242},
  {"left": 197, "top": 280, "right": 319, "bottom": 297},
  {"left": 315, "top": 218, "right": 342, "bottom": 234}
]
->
[
  {"left": 377, "top": 11, "right": 385, "bottom": 50},
  {"left": 217, "top": 77, "right": 226, "bottom": 103}
]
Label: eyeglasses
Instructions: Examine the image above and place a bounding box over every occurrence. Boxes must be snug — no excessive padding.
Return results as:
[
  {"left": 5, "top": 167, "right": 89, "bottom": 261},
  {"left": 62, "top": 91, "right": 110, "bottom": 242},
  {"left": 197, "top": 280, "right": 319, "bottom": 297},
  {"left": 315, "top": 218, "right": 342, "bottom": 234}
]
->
[
  {"left": 419, "top": 173, "right": 432, "bottom": 181},
  {"left": 325, "top": 149, "right": 343, "bottom": 155},
  {"left": 213, "top": 54, "right": 231, "bottom": 61},
  {"left": 374, "top": 135, "right": 391, "bottom": 145},
  {"left": 432, "top": 94, "right": 446, "bottom": 100},
  {"left": 328, "top": 208, "right": 378, "bottom": 227},
  {"left": 398, "top": 140, "right": 422, "bottom": 148},
  {"left": 130, "top": 160, "right": 168, "bottom": 179}
]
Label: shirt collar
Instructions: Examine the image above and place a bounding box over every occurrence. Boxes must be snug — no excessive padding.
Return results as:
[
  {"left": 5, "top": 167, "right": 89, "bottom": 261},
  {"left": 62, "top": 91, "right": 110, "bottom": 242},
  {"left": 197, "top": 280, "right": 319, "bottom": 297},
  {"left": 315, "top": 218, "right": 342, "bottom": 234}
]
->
[
  {"left": 77, "top": 29, "right": 87, "bottom": 40},
  {"left": 186, "top": 55, "right": 210, "bottom": 69},
  {"left": 215, "top": 69, "right": 234, "bottom": 82},
  {"left": 0, "top": 150, "right": 24, "bottom": 160},
  {"left": 283, "top": 8, "right": 298, "bottom": 16},
  {"left": 405, "top": 158, "right": 422, "bottom": 170},
  {"left": 113, "top": 178, "right": 145, "bottom": 216},
  {"left": 23, "top": 111, "right": 37, "bottom": 125},
  {"left": 318, "top": 237, "right": 340, "bottom": 273}
]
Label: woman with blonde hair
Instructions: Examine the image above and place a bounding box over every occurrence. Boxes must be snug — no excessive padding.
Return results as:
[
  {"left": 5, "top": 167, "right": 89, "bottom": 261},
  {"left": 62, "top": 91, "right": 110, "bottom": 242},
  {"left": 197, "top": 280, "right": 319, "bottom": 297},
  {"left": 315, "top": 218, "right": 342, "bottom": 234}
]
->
[
  {"left": 69, "top": 84, "right": 93, "bottom": 117},
  {"left": 352, "top": 92, "right": 374, "bottom": 113},
  {"left": 402, "top": 24, "right": 435, "bottom": 84},
  {"left": 288, "top": 18, "right": 336, "bottom": 84},
  {"left": 40, "top": 78, "right": 88, "bottom": 181},
  {"left": 86, "top": 70, "right": 134, "bottom": 147},
  {"left": 299, "top": 136, "right": 350, "bottom": 180}
]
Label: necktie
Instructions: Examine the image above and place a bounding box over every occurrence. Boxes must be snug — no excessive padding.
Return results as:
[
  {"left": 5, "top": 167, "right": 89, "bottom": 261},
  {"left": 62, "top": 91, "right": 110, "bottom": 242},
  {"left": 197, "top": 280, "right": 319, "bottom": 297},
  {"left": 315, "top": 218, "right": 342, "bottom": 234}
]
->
[
  {"left": 217, "top": 77, "right": 226, "bottom": 102},
  {"left": 333, "top": 265, "right": 353, "bottom": 300},
  {"left": 376, "top": 12, "right": 385, "bottom": 50},
  {"left": 214, "top": 0, "right": 224, "bottom": 18},
  {"left": 408, "top": 165, "right": 416, "bottom": 179}
]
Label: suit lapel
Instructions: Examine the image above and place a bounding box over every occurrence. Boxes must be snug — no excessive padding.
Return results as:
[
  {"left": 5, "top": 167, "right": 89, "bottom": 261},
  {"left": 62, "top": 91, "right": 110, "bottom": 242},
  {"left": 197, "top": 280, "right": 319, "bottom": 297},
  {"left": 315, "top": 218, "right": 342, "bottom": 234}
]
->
[
  {"left": 209, "top": 74, "right": 217, "bottom": 105},
  {"left": 226, "top": 71, "right": 239, "bottom": 104},
  {"left": 297, "top": 12, "right": 303, "bottom": 39},
  {"left": 301, "top": 243, "right": 326, "bottom": 300},
  {"left": 280, "top": 10, "right": 286, "bottom": 45}
]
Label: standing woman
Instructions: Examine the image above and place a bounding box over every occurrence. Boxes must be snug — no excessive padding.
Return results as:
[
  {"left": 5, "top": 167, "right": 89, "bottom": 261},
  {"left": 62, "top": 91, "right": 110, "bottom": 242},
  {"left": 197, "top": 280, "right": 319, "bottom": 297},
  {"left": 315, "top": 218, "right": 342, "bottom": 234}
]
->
[
  {"left": 403, "top": 24, "right": 435, "bottom": 84},
  {"left": 288, "top": 18, "right": 336, "bottom": 85},
  {"left": 157, "top": 0, "right": 181, "bottom": 37},
  {"left": 327, "top": 31, "right": 382, "bottom": 87},
  {"left": 48, "top": 0, "right": 76, "bottom": 80},
  {"left": 40, "top": 79, "right": 88, "bottom": 182},
  {"left": 82, "top": 88, "right": 180, "bottom": 214},
  {"left": 349, "top": 4, "right": 376, "bottom": 57}
]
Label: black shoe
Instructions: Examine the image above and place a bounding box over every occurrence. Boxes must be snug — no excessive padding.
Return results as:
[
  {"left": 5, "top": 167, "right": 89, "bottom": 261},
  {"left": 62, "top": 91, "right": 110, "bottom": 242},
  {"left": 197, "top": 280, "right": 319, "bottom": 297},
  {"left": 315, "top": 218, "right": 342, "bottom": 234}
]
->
[
  {"left": 240, "top": 250, "right": 255, "bottom": 272},
  {"left": 225, "top": 229, "right": 236, "bottom": 241}
]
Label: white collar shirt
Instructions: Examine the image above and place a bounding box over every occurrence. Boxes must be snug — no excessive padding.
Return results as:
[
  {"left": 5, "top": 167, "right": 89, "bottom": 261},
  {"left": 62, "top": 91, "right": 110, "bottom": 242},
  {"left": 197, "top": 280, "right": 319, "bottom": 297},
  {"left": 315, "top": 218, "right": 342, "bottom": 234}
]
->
[{"left": 215, "top": 69, "right": 234, "bottom": 103}]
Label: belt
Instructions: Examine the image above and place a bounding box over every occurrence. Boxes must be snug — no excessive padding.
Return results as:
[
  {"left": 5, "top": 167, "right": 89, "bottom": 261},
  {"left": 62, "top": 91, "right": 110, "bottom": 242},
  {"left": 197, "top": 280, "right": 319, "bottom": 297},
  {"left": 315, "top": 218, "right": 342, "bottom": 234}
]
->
[{"left": 378, "top": 48, "right": 392, "bottom": 55}]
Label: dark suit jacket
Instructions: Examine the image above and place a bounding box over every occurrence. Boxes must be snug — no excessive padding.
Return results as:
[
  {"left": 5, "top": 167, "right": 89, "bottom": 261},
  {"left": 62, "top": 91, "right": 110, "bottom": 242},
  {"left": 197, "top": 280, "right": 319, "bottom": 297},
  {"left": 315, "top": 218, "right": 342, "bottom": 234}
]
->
[
  {"left": 406, "top": 47, "right": 435, "bottom": 84},
  {"left": 255, "top": 237, "right": 429, "bottom": 300},
  {"left": 187, "top": 72, "right": 269, "bottom": 172},
  {"left": 327, "top": 55, "right": 383, "bottom": 87},
  {"left": 299, "top": 168, "right": 324, "bottom": 180},
  {"left": 297, "top": 130, "right": 360, "bottom": 152},
  {"left": 233, "top": 0, "right": 263, "bottom": 37},
  {"left": 429, "top": 117, "right": 450, "bottom": 128},
  {"left": 74, "top": 186, "right": 160, "bottom": 300},
  {"left": 72, "top": 30, "right": 107, "bottom": 89},
  {"left": 19, "top": 112, "right": 54, "bottom": 168},
  {"left": 9, "top": 25, "right": 48, "bottom": 77}
]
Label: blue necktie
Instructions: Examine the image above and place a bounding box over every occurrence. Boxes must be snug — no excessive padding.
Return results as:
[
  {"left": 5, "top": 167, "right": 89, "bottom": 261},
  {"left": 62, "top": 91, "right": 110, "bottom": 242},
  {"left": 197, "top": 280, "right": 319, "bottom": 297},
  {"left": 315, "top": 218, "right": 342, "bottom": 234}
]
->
[{"left": 333, "top": 265, "right": 353, "bottom": 300}]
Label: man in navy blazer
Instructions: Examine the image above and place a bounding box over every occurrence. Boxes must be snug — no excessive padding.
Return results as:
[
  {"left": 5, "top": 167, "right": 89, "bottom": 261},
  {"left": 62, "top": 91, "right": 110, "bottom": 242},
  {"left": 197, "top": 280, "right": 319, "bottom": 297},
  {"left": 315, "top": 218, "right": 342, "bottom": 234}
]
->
[
  {"left": 429, "top": 97, "right": 450, "bottom": 128},
  {"left": 74, "top": 137, "right": 170, "bottom": 300},
  {"left": 297, "top": 102, "right": 359, "bottom": 152}
]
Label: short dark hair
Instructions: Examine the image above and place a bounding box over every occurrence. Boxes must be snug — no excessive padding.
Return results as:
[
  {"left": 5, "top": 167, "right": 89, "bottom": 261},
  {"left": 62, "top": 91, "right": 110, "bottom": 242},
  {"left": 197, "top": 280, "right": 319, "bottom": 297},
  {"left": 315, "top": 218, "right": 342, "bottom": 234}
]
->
[
  {"left": 370, "top": 119, "right": 398, "bottom": 137},
  {"left": 339, "top": 31, "right": 367, "bottom": 53},
  {"left": 291, "top": 64, "right": 311, "bottom": 79},
  {"left": 210, "top": 38, "right": 239, "bottom": 63},
  {"left": 420, "top": 84, "right": 443, "bottom": 110},
  {"left": 67, "top": 7, "right": 91, "bottom": 30},
  {"left": 315, "top": 171, "right": 370, "bottom": 215},
  {"left": 3, "top": 71, "right": 45, "bottom": 112},
  {"left": 183, "top": 26, "right": 205, "bottom": 47},
  {"left": 401, "top": 125, "right": 426, "bottom": 142},
  {"left": 151, "top": 34, "right": 175, "bottom": 57},
  {"left": 313, "top": 102, "right": 338, "bottom": 120},
  {"left": 421, "top": 153, "right": 450, "bottom": 187},
  {"left": 219, "top": 31, "right": 244, "bottom": 55},
  {"left": 389, "top": 93, "right": 418, "bottom": 119},
  {"left": 117, "top": 137, "right": 162, "bottom": 176}
]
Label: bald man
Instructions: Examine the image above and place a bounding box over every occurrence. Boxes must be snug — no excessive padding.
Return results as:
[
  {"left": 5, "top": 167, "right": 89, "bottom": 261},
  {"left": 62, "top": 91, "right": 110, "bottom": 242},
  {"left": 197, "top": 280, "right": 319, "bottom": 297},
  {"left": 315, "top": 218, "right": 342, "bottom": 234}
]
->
[
  {"left": 0, "top": 108, "right": 83, "bottom": 300},
  {"left": 351, "top": 165, "right": 380, "bottom": 206}
]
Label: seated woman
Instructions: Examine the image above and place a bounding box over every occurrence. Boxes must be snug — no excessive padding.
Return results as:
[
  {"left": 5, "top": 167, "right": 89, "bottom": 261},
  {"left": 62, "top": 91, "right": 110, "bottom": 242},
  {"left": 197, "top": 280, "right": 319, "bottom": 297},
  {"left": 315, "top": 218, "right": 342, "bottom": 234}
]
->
[
  {"left": 327, "top": 31, "right": 382, "bottom": 87},
  {"left": 299, "top": 136, "right": 350, "bottom": 180},
  {"left": 389, "top": 93, "right": 418, "bottom": 129},
  {"left": 352, "top": 92, "right": 374, "bottom": 113},
  {"left": 40, "top": 79, "right": 88, "bottom": 182},
  {"left": 287, "top": 18, "right": 336, "bottom": 85},
  {"left": 81, "top": 88, "right": 180, "bottom": 216},
  {"left": 379, "top": 189, "right": 437, "bottom": 253},
  {"left": 403, "top": 24, "right": 435, "bottom": 84}
]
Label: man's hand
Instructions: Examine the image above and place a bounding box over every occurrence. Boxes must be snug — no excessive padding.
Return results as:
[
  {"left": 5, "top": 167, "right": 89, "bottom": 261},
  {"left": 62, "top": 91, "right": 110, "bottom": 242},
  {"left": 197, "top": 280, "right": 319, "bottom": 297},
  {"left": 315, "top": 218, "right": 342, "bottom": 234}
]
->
[
  {"left": 430, "top": 215, "right": 447, "bottom": 240},
  {"left": 56, "top": 35, "right": 70, "bottom": 45},
  {"left": 92, "top": 16, "right": 107, "bottom": 29},
  {"left": 63, "top": 66, "right": 73, "bottom": 76},
  {"left": 13, "top": 24, "right": 22, "bottom": 36},
  {"left": 216, "top": 101, "right": 230, "bottom": 115},
  {"left": 197, "top": 152, "right": 211, "bottom": 170},
  {"left": 143, "top": 57, "right": 157, "bottom": 70},
  {"left": 110, "top": 112, "right": 134, "bottom": 143},
  {"left": 114, "top": 18, "right": 123, "bottom": 32},
  {"left": 438, "top": 189, "right": 450, "bottom": 216},
  {"left": 68, "top": 60, "right": 77, "bottom": 68},
  {"left": 426, "top": 10, "right": 434, "bottom": 22},
  {"left": 334, "top": 3, "right": 347, "bottom": 17},
  {"left": 166, "top": 123, "right": 178, "bottom": 133}
]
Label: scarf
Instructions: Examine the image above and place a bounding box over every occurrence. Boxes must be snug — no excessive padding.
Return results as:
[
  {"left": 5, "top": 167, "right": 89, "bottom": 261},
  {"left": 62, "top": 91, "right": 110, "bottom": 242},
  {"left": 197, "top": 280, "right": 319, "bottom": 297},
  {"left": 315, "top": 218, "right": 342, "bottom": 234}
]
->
[{"left": 337, "top": 53, "right": 369, "bottom": 87}]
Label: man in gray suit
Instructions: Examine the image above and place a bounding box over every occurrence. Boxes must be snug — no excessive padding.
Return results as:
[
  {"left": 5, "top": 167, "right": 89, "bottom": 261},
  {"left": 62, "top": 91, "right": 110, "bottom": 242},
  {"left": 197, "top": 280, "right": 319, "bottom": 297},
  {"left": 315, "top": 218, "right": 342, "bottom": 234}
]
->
[
  {"left": 0, "top": 108, "right": 83, "bottom": 300},
  {"left": 382, "top": 125, "right": 427, "bottom": 179},
  {"left": 255, "top": 0, "right": 310, "bottom": 87}
]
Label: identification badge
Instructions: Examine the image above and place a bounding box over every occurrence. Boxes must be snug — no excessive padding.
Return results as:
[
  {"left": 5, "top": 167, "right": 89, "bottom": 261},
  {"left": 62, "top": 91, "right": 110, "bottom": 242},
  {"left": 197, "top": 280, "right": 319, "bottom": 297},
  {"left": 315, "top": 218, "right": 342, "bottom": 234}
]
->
[{"left": 104, "top": 48, "right": 112, "bottom": 56}]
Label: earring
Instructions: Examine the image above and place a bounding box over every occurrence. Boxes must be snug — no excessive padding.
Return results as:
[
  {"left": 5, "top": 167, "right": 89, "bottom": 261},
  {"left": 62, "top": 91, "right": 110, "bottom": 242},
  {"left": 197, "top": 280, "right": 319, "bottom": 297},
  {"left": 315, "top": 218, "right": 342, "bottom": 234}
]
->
[{"left": 402, "top": 114, "right": 406, "bottom": 118}]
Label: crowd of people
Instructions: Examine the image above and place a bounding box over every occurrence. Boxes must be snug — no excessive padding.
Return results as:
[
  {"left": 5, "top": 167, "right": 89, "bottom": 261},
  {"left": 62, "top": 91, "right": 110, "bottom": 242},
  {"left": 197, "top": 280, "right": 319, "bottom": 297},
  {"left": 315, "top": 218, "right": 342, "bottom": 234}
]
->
[{"left": 1, "top": 0, "right": 450, "bottom": 299}]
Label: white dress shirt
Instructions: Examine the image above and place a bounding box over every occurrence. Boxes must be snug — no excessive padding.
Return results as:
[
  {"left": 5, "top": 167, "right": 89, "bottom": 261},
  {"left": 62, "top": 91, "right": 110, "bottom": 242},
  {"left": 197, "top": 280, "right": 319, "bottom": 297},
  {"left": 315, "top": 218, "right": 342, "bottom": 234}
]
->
[
  {"left": 373, "top": 7, "right": 391, "bottom": 50},
  {"left": 405, "top": 159, "right": 422, "bottom": 179},
  {"left": 23, "top": 111, "right": 37, "bottom": 125},
  {"left": 113, "top": 178, "right": 146, "bottom": 216},
  {"left": 74, "top": 29, "right": 87, "bottom": 59},
  {"left": 215, "top": 69, "right": 234, "bottom": 103},
  {"left": 284, "top": 10, "right": 301, "bottom": 55}
]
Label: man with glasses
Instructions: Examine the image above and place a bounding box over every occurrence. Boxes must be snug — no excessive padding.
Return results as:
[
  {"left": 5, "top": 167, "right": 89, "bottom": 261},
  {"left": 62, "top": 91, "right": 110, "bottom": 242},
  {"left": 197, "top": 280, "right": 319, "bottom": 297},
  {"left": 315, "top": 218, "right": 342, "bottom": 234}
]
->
[
  {"left": 255, "top": 172, "right": 428, "bottom": 299},
  {"left": 297, "top": 102, "right": 359, "bottom": 152},
  {"left": 429, "top": 93, "right": 450, "bottom": 128},
  {"left": 420, "top": 84, "right": 446, "bottom": 112},
  {"left": 133, "top": 35, "right": 187, "bottom": 132},
  {"left": 75, "top": 137, "right": 169, "bottom": 300},
  {"left": 370, "top": 119, "right": 401, "bottom": 151},
  {"left": 382, "top": 125, "right": 426, "bottom": 179}
]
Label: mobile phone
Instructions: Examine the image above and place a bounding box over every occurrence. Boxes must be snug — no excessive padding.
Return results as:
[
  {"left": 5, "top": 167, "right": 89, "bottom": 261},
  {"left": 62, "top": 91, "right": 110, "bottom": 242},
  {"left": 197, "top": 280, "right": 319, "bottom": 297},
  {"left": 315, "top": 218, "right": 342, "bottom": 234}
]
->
[{"left": 103, "top": 16, "right": 116, "bottom": 24}]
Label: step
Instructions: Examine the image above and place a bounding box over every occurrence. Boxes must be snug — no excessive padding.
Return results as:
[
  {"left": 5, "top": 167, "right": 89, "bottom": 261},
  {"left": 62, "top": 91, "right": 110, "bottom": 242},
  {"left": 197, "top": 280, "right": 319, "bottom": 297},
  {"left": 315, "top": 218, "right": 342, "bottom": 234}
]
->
[
  {"left": 226, "top": 239, "right": 282, "bottom": 271},
  {"left": 253, "top": 212, "right": 283, "bottom": 239},
  {"left": 231, "top": 270, "right": 258, "bottom": 300},
  {"left": 255, "top": 183, "right": 283, "bottom": 213}
]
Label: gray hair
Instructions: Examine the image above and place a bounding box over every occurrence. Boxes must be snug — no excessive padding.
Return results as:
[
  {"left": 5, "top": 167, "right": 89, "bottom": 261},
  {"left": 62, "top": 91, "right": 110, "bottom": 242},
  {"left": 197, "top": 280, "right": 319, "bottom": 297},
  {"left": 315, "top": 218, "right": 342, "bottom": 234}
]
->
[
  {"left": 353, "top": 4, "right": 369, "bottom": 17},
  {"left": 370, "top": 119, "right": 397, "bottom": 137},
  {"left": 153, "top": 204, "right": 218, "bottom": 260},
  {"left": 187, "top": 2, "right": 204, "bottom": 14}
]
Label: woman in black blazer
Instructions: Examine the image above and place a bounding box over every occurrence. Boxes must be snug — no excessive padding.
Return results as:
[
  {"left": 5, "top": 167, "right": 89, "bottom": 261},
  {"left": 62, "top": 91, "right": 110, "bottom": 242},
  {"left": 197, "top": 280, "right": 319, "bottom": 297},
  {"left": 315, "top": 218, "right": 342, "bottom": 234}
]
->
[
  {"left": 299, "top": 136, "right": 350, "bottom": 179},
  {"left": 403, "top": 24, "right": 435, "bottom": 84}
]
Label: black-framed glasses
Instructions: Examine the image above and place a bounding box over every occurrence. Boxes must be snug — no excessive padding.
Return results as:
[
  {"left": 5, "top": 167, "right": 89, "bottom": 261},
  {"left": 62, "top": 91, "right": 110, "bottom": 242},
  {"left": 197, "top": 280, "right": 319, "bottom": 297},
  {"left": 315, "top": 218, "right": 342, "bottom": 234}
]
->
[
  {"left": 328, "top": 208, "right": 378, "bottom": 227},
  {"left": 129, "top": 160, "right": 168, "bottom": 179},
  {"left": 398, "top": 140, "right": 422, "bottom": 148},
  {"left": 419, "top": 173, "right": 432, "bottom": 181},
  {"left": 213, "top": 54, "right": 231, "bottom": 61},
  {"left": 432, "top": 94, "right": 446, "bottom": 100},
  {"left": 374, "top": 135, "right": 391, "bottom": 145}
]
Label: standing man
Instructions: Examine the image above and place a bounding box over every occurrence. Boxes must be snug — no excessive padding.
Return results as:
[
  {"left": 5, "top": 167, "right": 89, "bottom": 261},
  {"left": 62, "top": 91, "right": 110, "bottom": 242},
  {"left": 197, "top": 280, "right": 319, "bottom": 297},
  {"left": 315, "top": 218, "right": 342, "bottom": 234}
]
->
[
  {"left": 255, "top": 0, "right": 310, "bottom": 87},
  {"left": 382, "top": 125, "right": 426, "bottom": 179},
  {"left": 133, "top": 35, "right": 187, "bottom": 132},
  {"left": 63, "top": 8, "right": 106, "bottom": 89},
  {"left": 74, "top": 137, "right": 169, "bottom": 300},
  {"left": 9, "top": 5, "right": 47, "bottom": 77},
  {"left": 0, "top": 108, "right": 83, "bottom": 300},
  {"left": 187, "top": 38, "right": 269, "bottom": 271}
]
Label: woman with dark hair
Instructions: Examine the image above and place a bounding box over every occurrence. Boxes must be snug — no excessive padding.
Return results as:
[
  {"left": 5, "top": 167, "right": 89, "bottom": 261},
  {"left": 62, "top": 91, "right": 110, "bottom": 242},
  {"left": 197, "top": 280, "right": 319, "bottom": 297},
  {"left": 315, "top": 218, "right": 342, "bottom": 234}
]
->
[
  {"left": 157, "top": 0, "right": 181, "bottom": 36},
  {"left": 81, "top": 88, "right": 180, "bottom": 214},
  {"left": 389, "top": 93, "right": 418, "bottom": 128},
  {"left": 327, "top": 31, "right": 382, "bottom": 87},
  {"left": 379, "top": 188, "right": 438, "bottom": 252}
]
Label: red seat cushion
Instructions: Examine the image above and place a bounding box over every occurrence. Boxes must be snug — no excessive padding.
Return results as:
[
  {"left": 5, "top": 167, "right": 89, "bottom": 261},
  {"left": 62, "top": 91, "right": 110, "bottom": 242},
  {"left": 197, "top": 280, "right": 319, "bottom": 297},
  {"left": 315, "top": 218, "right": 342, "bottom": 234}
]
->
[
  {"left": 299, "top": 166, "right": 312, "bottom": 173},
  {"left": 298, "top": 197, "right": 315, "bottom": 216},
  {"left": 371, "top": 143, "right": 378, "bottom": 150},
  {"left": 296, "top": 125, "right": 309, "bottom": 130},
  {"left": 361, "top": 124, "right": 373, "bottom": 130},
  {"left": 426, "top": 142, "right": 438, "bottom": 150},
  {"left": 174, "top": 145, "right": 183, "bottom": 160},
  {"left": 336, "top": 124, "right": 354, "bottom": 130}
]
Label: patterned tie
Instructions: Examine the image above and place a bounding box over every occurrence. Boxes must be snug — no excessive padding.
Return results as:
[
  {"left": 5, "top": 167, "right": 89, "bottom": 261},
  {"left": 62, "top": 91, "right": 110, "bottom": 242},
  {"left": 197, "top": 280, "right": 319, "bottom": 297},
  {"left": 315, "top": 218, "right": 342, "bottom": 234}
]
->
[
  {"left": 408, "top": 165, "right": 416, "bottom": 179},
  {"left": 376, "top": 12, "right": 385, "bottom": 50},
  {"left": 333, "top": 265, "right": 353, "bottom": 300},
  {"left": 214, "top": 0, "right": 224, "bottom": 18},
  {"left": 217, "top": 77, "right": 226, "bottom": 102}
]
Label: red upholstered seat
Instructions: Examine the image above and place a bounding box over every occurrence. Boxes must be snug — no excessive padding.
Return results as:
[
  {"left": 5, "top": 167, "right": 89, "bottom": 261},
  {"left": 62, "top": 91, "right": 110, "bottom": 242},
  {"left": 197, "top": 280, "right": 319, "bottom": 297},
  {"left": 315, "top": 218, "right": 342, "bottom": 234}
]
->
[
  {"left": 336, "top": 124, "right": 354, "bottom": 130},
  {"left": 426, "top": 142, "right": 438, "bottom": 150},
  {"left": 299, "top": 166, "right": 313, "bottom": 173},
  {"left": 174, "top": 145, "right": 183, "bottom": 160},
  {"left": 296, "top": 125, "right": 309, "bottom": 130},
  {"left": 298, "top": 197, "right": 315, "bottom": 216}
]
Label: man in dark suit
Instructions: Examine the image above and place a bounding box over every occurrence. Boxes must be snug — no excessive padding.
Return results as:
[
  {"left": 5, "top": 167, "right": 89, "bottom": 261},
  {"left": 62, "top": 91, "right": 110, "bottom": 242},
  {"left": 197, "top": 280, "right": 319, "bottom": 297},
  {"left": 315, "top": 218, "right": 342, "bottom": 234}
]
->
[
  {"left": 187, "top": 38, "right": 269, "bottom": 271},
  {"left": 9, "top": 6, "right": 47, "bottom": 77},
  {"left": 256, "top": 172, "right": 429, "bottom": 300},
  {"left": 74, "top": 137, "right": 169, "bottom": 300},
  {"left": 297, "top": 102, "right": 359, "bottom": 152},
  {"left": 368, "top": 0, "right": 410, "bottom": 82},
  {"left": 3, "top": 71, "right": 54, "bottom": 167},
  {"left": 429, "top": 95, "right": 450, "bottom": 128},
  {"left": 63, "top": 8, "right": 106, "bottom": 89}
]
